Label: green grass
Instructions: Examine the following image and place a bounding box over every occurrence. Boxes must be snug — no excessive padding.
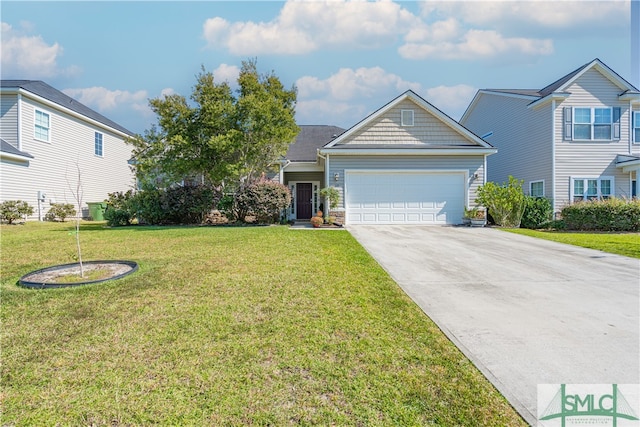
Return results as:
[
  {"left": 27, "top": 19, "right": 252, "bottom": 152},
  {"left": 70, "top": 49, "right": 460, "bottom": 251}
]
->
[
  {"left": 1, "top": 222, "right": 525, "bottom": 426},
  {"left": 502, "top": 228, "right": 640, "bottom": 258}
]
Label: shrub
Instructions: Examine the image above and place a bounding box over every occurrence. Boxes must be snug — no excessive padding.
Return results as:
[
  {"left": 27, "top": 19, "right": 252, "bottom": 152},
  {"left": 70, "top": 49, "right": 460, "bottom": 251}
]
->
[
  {"left": 310, "top": 215, "right": 324, "bottom": 227},
  {"left": 133, "top": 184, "right": 218, "bottom": 225},
  {"left": 319, "top": 187, "right": 340, "bottom": 211},
  {"left": 521, "top": 196, "right": 553, "bottom": 229},
  {"left": 235, "top": 181, "right": 292, "bottom": 224},
  {"left": 561, "top": 198, "right": 640, "bottom": 232},
  {"left": 104, "top": 190, "right": 136, "bottom": 226},
  {"left": 0, "top": 200, "right": 34, "bottom": 224},
  {"left": 45, "top": 203, "right": 76, "bottom": 222},
  {"left": 476, "top": 176, "right": 526, "bottom": 228}
]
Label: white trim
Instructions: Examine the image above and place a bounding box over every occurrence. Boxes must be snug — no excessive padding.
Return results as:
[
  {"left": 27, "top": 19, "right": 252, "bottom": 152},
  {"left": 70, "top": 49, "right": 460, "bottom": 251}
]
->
[
  {"left": 321, "top": 147, "right": 497, "bottom": 156},
  {"left": 324, "top": 90, "right": 494, "bottom": 149},
  {"left": 33, "top": 107, "right": 51, "bottom": 143},
  {"left": 571, "top": 107, "right": 613, "bottom": 141},
  {"left": 401, "top": 109, "right": 414, "bottom": 126},
  {"left": 289, "top": 180, "right": 320, "bottom": 220},
  {"left": 283, "top": 161, "right": 323, "bottom": 172},
  {"left": 94, "top": 131, "right": 104, "bottom": 157},
  {"left": 633, "top": 111, "right": 640, "bottom": 144},
  {"left": 344, "top": 169, "right": 469, "bottom": 225},
  {"left": 17, "top": 93, "right": 22, "bottom": 151},
  {"left": 570, "top": 176, "right": 615, "bottom": 202},
  {"left": 3, "top": 87, "right": 132, "bottom": 139},
  {"left": 0, "top": 151, "right": 32, "bottom": 163},
  {"left": 529, "top": 180, "right": 545, "bottom": 197},
  {"left": 551, "top": 100, "right": 557, "bottom": 212}
]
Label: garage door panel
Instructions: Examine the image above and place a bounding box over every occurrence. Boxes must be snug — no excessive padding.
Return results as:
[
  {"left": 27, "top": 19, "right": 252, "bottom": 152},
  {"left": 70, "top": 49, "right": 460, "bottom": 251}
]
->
[{"left": 346, "top": 171, "right": 464, "bottom": 225}]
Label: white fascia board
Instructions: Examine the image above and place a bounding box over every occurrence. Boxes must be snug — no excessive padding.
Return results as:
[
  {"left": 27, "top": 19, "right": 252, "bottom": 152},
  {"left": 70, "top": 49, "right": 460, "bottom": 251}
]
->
[
  {"left": 283, "top": 161, "right": 323, "bottom": 172},
  {"left": 619, "top": 91, "right": 640, "bottom": 103},
  {"left": 320, "top": 147, "right": 497, "bottom": 156},
  {"left": 2, "top": 87, "right": 132, "bottom": 139},
  {"left": 0, "top": 152, "right": 32, "bottom": 162}
]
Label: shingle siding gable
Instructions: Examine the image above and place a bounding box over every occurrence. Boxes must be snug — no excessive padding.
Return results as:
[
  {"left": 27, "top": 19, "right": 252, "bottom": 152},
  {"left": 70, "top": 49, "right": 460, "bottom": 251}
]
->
[{"left": 338, "top": 99, "right": 476, "bottom": 146}]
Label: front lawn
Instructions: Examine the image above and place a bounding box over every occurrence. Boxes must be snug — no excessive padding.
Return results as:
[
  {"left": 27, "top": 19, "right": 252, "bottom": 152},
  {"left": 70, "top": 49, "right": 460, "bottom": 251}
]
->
[
  {"left": 1, "top": 222, "right": 525, "bottom": 426},
  {"left": 503, "top": 228, "right": 640, "bottom": 258}
]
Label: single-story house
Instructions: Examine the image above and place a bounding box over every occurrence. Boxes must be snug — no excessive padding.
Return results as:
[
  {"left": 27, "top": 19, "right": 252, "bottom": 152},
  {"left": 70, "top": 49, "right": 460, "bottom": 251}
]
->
[{"left": 279, "top": 90, "right": 496, "bottom": 225}]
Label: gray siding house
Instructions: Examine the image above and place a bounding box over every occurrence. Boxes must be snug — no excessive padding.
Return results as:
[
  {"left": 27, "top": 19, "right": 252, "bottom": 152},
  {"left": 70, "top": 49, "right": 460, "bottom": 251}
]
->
[
  {"left": 460, "top": 59, "right": 640, "bottom": 213},
  {"left": 280, "top": 90, "right": 496, "bottom": 225},
  {"left": 0, "top": 80, "right": 136, "bottom": 220}
]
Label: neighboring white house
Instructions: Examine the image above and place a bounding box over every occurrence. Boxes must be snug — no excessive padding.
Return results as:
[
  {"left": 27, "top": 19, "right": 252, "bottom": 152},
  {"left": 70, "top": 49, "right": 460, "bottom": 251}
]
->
[
  {"left": 0, "top": 80, "right": 136, "bottom": 220},
  {"left": 460, "top": 58, "right": 640, "bottom": 213},
  {"left": 280, "top": 90, "right": 496, "bottom": 225}
]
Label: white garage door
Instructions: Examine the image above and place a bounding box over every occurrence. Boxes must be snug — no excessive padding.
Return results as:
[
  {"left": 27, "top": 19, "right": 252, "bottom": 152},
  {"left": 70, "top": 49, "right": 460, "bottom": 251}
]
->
[{"left": 346, "top": 171, "right": 465, "bottom": 225}]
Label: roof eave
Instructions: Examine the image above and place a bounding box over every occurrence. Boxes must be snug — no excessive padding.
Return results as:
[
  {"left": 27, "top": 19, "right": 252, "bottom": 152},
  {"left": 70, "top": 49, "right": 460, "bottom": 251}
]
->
[
  {"left": 527, "top": 92, "right": 570, "bottom": 109},
  {"left": 0, "top": 151, "right": 33, "bottom": 162},
  {"left": 619, "top": 91, "right": 640, "bottom": 103},
  {"left": 4, "top": 86, "right": 134, "bottom": 139},
  {"left": 319, "top": 147, "right": 497, "bottom": 156}
]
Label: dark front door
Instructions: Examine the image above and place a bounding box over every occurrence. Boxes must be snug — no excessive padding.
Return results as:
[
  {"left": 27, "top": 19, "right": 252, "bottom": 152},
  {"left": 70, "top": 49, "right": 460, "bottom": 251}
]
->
[{"left": 296, "top": 183, "right": 313, "bottom": 219}]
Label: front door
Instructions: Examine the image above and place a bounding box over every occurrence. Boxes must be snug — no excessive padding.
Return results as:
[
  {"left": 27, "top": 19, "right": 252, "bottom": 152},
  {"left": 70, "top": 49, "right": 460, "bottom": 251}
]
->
[{"left": 296, "top": 183, "right": 313, "bottom": 219}]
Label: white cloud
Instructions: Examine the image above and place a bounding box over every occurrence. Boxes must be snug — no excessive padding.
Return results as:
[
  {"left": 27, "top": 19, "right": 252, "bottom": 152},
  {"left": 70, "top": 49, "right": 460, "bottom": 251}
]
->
[
  {"left": 419, "top": 1, "right": 628, "bottom": 32},
  {"left": 212, "top": 63, "right": 240, "bottom": 84},
  {"left": 424, "top": 84, "right": 477, "bottom": 120},
  {"left": 296, "top": 66, "right": 423, "bottom": 126},
  {"left": 160, "top": 88, "right": 176, "bottom": 97},
  {"left": 203, "top": 0, "right": 419, "bottom": 55},
  {"left": 63, "top": 87, "right": 148, "bottom": 113},
  {"left": 399, "top": 27, "right": 553, "bottom": 60},
  {"left": 0, "top": 22, "right": 76, "bottom": 78},
  {"left": 298, "top": 67, "right": 421, "bottom": 101}
]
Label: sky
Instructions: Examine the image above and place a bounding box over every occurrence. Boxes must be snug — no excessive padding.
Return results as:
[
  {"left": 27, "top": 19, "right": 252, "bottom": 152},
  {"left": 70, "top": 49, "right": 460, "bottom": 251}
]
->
[{"left": 1, "top": 1, "right": 636, "bottom": 135}]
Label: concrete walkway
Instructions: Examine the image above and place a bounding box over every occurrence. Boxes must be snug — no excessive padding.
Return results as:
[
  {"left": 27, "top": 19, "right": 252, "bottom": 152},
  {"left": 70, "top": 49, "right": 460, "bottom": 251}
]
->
[{"left": 348, "top": 225, "right": 639, "bottom": 425}]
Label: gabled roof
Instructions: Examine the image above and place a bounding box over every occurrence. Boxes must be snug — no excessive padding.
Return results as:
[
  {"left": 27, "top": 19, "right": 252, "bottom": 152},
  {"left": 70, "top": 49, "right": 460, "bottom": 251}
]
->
[
  {"left": 285, "top": 125, "right": 345, "bottom": 162},
  {"left": 462, "top": 59, "right": 639, "bottom": 121},
  {"left": 0, "top": 80, "right": 134, "bottom": 136},
  {"left": 323, "top": 90, "right": 493, "bottom": 151},
  {"left": 0, "top": 138, "right": 34, "bottom": 160}
]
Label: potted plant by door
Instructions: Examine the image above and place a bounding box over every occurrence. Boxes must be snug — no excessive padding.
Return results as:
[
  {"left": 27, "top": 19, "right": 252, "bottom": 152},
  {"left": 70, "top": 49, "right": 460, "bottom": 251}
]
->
[
  {"left": 310, "top": 215, "right": 324, "bottom": 228},
  {"left": 462, "top": 207, "right": 476, "bottom": 226},
  {"left": 470, "top": 209, "right": 487, "bottom": 227}
]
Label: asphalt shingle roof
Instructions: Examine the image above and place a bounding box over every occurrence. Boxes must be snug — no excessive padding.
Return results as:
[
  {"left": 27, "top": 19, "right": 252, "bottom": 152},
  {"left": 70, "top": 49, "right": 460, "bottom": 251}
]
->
[
  {"left": 285, "top": 125, "right": 345, "bottom": 162},
  {"left": 0, "top": 138, "right": 34, "bottom": 158},
  {"left": 1, "top": 80, "right": 134, "bottom": 136}
]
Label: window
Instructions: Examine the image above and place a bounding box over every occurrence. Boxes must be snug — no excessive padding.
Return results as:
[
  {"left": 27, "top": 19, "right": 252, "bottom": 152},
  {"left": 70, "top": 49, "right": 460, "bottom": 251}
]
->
[
  {"left": 573, "top": 107, "right": 612, "bottom": 140},
  {"left": 94, "top": 132, "right": 103, "bottom": 156},
  {"left": 34, "top": 109, "right": 50, "bottom": 142},
  {"left": 634, "top": 111, "right": 640, "bottom": 144},
  {"left": 572, "top": 177, "right": 613, "bottom": 202},
  {"left": 530, "top": 181, "right": 544, "bottom": 197},
  {"left": 401, "top": 110, "right": 414, "bottom": 126}
]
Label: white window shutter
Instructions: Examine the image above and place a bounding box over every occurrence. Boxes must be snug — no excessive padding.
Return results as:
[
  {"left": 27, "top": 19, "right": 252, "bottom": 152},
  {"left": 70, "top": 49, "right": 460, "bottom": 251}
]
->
[{"left": 563, "top": 107, "right": 572, "bottom": 140}]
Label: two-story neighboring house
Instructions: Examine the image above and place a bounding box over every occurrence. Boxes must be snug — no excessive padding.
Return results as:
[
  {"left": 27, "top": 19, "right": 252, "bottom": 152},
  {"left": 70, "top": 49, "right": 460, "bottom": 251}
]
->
[
  {"left": 460, "top": 59, "right": 640, "bottom": 213},
  {"left": 1, "top": 80, "right": 136, "bottom": 220}
]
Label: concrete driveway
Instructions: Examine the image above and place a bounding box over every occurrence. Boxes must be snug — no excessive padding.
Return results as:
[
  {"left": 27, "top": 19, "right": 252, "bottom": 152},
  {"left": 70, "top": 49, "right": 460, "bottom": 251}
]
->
[{"left": 348, "top": 225, "right": 639, "bottom": 425}]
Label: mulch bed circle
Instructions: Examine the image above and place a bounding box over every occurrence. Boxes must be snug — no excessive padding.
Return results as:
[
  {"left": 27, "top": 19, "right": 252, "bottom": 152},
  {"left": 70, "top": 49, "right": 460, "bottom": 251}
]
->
[{"left": 19, "top": 260, "right": 138, "bottom": 289}]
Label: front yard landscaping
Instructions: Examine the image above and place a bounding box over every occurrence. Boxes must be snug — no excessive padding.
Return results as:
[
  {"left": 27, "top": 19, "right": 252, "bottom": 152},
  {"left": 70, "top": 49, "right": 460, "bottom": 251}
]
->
[
  {"left": 503, "top": 228, "right": 640, "bottom": 259},
  {"left": 1, "top": 222, "right": 525, "bottom": 426}
]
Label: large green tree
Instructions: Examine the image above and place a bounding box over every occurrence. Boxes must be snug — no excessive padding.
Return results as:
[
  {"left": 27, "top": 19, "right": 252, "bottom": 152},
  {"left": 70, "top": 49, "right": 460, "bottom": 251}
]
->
[{"left": 128, "top": 59, "right": 299, "bottom": 189}]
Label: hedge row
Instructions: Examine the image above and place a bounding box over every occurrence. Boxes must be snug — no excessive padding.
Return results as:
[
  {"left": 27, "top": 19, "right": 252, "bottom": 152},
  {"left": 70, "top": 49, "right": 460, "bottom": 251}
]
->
[
  {"left": 104, "top": 181, "right": 292, "bottom": 226},
  {"left": 560, "top": 198, "right": 640, "bottom": 232}
]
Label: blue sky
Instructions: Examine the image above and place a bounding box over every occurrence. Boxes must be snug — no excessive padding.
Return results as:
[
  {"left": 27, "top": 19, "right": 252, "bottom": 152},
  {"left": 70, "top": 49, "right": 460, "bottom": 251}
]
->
[{"left": 1, "top": 1, "right": 635, "bottom": 135}]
